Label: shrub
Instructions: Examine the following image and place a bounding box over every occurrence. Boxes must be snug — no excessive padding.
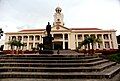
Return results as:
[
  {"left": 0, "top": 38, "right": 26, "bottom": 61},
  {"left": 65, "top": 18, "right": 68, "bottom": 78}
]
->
[{"left": 108, "top": 53, "right": 120, "bottom": 63}]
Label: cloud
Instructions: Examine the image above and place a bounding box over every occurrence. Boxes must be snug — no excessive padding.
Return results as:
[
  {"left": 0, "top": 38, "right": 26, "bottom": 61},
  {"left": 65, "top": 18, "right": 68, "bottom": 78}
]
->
[{"left": 0, "top": 0, "right": 120, "bottom": 37}]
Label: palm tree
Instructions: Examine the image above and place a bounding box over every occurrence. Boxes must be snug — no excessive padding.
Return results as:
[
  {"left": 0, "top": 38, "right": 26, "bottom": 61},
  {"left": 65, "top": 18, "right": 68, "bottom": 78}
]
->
[
  {"left": 87, "top": 36, "right": 102, "bottom": 55},
  {"left": 7, "top": 40, "right": 17, "bottom": 54},
  {"left": 15, "top": 40, "right": 22, "bottom": 54},
  {"left": 20, "top": 42, "right": 26, "bottom": 54},
  {"left": 80, "top": 36, "right": 102, "bottom": 55},
  {"left": 80, "top": 37, "right": 91, "bottom": 55},
  {"left": 21, "top": 43, "right": 26, "bottom": 50},
  {"left": 7, "top": 40, "right": 24, "bottom": 54}
]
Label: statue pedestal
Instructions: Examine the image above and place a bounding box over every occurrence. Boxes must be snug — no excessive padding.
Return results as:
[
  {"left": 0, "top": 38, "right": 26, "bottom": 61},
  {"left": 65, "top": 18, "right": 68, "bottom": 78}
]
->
[
  {"left": 39, "top": 35, "right": 54, "bottom": 54},
  {"left": 43, "top": 36, "right": 53, "bottom": 50}
]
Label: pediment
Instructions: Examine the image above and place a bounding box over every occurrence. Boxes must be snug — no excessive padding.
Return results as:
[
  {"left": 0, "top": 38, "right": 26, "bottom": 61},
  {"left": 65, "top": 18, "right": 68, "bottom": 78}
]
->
[{"left": 51, "top": 25, "right": 70, "bottom": 31}]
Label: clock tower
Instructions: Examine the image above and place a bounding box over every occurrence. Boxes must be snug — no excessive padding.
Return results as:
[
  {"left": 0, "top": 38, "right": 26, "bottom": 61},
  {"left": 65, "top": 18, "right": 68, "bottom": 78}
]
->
[{"left": 53, "top": 7, "right": 64, "bottom": 29}]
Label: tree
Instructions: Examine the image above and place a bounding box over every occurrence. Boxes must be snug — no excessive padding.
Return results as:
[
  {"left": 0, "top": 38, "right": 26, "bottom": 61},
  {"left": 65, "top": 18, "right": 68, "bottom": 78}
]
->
[
  {"left": 86, "top": 36, "right": 102, "bottom": 55},
  {"left": 7, "top": 40, "right": 25, "bottom": 54},
  {"left": 37, "top": 43, "right": 43, "bottom": 51},
  {"left": 80, "top": 36, "right": 102, "bottom": 55},
  {"left": 21, "top": 43, "right": 26, "bottom": 50},
  {"left": 80, "top": 37, "right": 91, "bottom": 55},
  {"left": 7, "top": 40, "right": 17, "bottom": 50},
  {"left": 7, "top": 40, "right": 17, "bottom": 54},
  {"left": 20, "top": 42, "right": 26, "bottom": 54},
  {"left": 15, "top": 40, "right": 23, "bottom": 54}
]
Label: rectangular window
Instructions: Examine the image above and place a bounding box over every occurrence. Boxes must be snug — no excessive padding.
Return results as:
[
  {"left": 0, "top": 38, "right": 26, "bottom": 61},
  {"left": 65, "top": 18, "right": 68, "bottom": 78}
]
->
[
  {"left": 105, "top": 42, "right": 110, "bottom": 48},
  {"left": 23, "top": 36, "right": 28, "bottom": 41},
  {"left": 104, "top": 34, "right": 109, "bottom": 40},
  {"left": 35, "top": 36, "right": 40, "bottom": 41},
  {"left": 64, "top": 34, "right": 68, "bottom": 40},
  {"left": 29, "top": 36, "right": 34, "bottom": 41},
  {"left": 78, "top": 34, "right": 82, "bottom": 40}
]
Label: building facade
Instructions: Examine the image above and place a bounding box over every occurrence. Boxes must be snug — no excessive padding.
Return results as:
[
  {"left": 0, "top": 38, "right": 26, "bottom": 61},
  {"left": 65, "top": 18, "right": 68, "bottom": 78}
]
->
[{"left": 4, "top": 7, "right": 118, "bottom": 50}]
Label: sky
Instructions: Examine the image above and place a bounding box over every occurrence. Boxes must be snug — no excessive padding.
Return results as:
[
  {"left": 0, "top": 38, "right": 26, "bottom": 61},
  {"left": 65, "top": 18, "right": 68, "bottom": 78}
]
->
[{"left": 0, "top": 0, "right": 120, "bottom": 40}]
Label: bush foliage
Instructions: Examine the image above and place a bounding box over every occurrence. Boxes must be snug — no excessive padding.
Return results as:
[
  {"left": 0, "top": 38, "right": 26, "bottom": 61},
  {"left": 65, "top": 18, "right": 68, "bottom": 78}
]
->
[{"left": 108, "top": 53, "right": 120, "bottom": 63}]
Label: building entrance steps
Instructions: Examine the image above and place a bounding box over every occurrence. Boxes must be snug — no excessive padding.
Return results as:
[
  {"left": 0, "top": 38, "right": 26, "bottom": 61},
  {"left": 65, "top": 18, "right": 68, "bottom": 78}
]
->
[
  {"left": 0, "top": 58, "right": 103, "bottom": 63},
  {"left": 0, "top": 62, "right": 116, "bottom": 72},
  {"left": 0, "top": 53, "right": 120, "bottom": 80}
]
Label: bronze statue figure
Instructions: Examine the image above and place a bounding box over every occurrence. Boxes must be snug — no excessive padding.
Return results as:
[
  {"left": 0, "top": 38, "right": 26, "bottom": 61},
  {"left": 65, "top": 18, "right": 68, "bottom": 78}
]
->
[
  {"left": 38, "top": 22, "right": 54, "bottom": 54},
  {"left": 46, "top": 22, "right": 51, "bottom": 36}
]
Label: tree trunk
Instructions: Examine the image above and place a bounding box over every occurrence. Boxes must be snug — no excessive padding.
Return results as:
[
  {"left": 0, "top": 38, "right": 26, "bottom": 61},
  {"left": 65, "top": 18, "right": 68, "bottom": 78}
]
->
[
  {"left": 11, "top": 45, "right": 14, "bottom": 54},
  {"left": 84, "top": 45, "right": 87, "bottom": 55},
  {"left": 22, "top": 46, "right": 24, "bottom": 54},
  {"left": 16, "top": 47, "right": 19, "bottom": 55},
  {"left": 91, "top": 43, "right": 95, "bottom": 55},
  {"left": 88, "top": 43, "right": 90, "bottom": 55}
]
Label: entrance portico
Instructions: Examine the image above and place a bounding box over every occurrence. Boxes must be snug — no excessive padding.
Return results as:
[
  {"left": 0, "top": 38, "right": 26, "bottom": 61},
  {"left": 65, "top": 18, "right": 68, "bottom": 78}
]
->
[
  {"left": 52, "top": 33, "right": 68, "bottom": 50},
  {"left": 53, "top": 41, "right": 63, "bottom": 50}
]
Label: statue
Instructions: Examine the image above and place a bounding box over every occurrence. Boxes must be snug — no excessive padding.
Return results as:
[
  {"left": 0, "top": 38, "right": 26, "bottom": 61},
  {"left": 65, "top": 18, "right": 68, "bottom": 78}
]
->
[
  {"left": 39, "top": 22, "right": 54, "bottom": 54},
  {"left": 46, "top": 22, "right": 51, "bottom": 36}
]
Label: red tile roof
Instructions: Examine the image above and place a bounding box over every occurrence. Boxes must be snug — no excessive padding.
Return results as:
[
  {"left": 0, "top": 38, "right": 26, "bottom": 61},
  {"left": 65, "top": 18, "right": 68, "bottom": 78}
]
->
[
  {"left": 19, "top": 29, "right": 45, "bottom": 32},
  {"left": 19, "top": 28, "right": 101, "bottom": 32},
  {"left": 70, "top": 28, "right": 101, "bottom": 30}
]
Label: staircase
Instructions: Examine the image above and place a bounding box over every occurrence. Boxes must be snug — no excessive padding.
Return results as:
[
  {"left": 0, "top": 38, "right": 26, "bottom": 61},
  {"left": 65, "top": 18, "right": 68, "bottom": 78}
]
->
[
  {"left": 0, "top": 54, "right": 120, "bottom": 81},
  {"left": 53, "top": 50, "right": 81, "bottom": 55}
]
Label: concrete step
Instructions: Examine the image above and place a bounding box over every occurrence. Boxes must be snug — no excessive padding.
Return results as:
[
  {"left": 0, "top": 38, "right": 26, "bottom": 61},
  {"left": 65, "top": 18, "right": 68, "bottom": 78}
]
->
[
  {"left": 0, "top": 64, "right": 120, "bottom": 79},
  {"left": 100, "top": 64, "right": 120, "bottom": 78},
  {"left": 0, "top": 62, "right": 116, "bottom": 72},
  {"left": 0, "top": 55, "right": 97, "bottom": 60},
  {"left": 53, "top": 50, "right": 80, "bottom": 54},
  {"left": 0, "top": 58, "right": 102, "bottom": 63},
  {"left": 0, "top": 54, "right": 119, "bottom": 79},
  {"left": 0, "top": 59, "right": 109, "bottom": 67}
]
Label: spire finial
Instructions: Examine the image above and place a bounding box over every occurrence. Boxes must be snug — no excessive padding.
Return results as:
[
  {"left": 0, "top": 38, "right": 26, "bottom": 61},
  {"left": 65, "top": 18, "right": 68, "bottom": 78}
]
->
[{"left": 57, "top": 0, "right": 60, "bottom": 7}]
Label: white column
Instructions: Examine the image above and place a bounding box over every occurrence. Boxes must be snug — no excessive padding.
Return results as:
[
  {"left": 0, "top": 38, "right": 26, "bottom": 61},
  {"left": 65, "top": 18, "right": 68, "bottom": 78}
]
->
[
  {"left": 4, "top": 35, "right": 9, "bottom": 50},
  {"left": 63, "top": 34, "right": 65, "bottom": 49},
  {"left": 70, "top": 33, "right": 76, "bottom": 50},
  {"left": 109, "top": 41, "right": 112, "bottom": 49},
  {"left": 76, "top": 34, "right": 78, "bottom": 48},
  {"left": 108, "top": 34, "right": 112, "bottom": 49},
  {"left": 27, "top": 35, "right": 29, "bottom": 50},
  {"left": 52, "top": 34, "right": 54, "bottom": 37},
  {"left": 21, "top": 36, "right": 23, "bottom": 43},
  {"left": 102, "top": 34, "right": 105, "bottom": 49},
  {"left": 89, "top": 34, "right": 92, "bottom": 50},
  {"left": 39, "top": 35, "right": 41, "bottom": 43},
  {"left": 95, "top": 34, "right": 98, "bottom": 49},
  {"left": 41, "top": 35, "right": 43, "bottom": 43},
  {"left": 111, "top": 32, "right": 118, "bottom": 49},
  {"left": 68, "top": 33, "right": 70, "bottom": 49},
  {"left": 82, "top": 34, "right": 84, "bottom": 40},
  {"left": 51, "top": 34, "right": 54, "bottom": 50},
  {"left": 81, "top": 34, "right": 84, "bottom": 49},
  {"left": 15, "top": 36, "right": 17, "bottom": 40},
  {"left": 33, "top": 35, "right": 35, "bottom": 48}
]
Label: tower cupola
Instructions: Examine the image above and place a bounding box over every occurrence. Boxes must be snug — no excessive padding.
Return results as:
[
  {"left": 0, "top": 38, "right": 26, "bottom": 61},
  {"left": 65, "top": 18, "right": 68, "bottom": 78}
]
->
[
  {"left": 55, "top": 7, "right": 62, "bottom": 13},
  {"left": 53, "top": 7, "right": 64, "bottom": 27}
]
